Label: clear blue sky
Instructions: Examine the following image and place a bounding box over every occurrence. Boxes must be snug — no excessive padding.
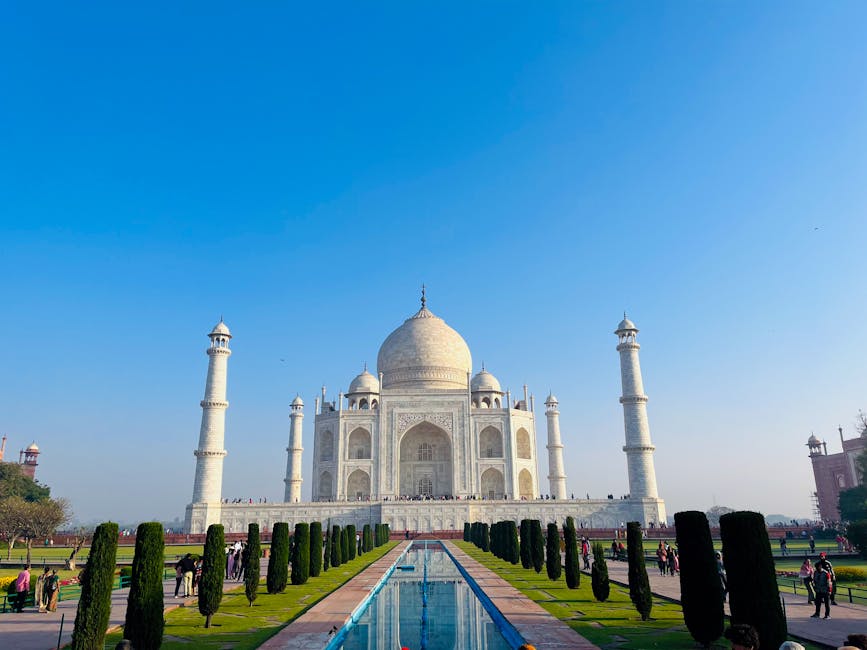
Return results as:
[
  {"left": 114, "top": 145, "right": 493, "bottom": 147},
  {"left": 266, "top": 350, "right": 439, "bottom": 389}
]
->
[{"left": 1, "top": 2, "right": 865, "bottom": 524}]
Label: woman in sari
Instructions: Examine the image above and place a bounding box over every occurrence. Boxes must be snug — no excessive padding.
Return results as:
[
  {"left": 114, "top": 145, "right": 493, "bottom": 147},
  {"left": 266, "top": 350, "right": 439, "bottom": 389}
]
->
[
  {"left": 45, "top": 570, "right": 60, "bottom": 612},
  {"left": 35, "top": 567, "right": 49, "bottom": 612}
]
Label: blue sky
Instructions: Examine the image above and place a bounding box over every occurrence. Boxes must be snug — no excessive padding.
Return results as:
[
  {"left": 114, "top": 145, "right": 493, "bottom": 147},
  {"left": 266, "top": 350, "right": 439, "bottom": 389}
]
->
[{"left": 1, "top": 2, "right": 865, "bottom": 523}]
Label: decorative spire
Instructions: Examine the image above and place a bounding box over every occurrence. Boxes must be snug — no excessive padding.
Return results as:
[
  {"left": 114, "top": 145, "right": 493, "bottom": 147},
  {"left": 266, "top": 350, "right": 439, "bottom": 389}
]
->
[
  {"left": 363, "top": 362, "right": 368, "bottom": 372},
  {"left": 421, "top": 283, "right": 426, "bottom": 309}
]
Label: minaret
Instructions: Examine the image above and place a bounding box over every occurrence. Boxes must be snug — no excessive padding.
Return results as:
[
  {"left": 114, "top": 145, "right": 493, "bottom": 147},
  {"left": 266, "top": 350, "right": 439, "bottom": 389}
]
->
[
  {"left": 284, "top": 395, "right": 304, "bottom": 503},
  {"left": 545, "top": 393, "right": 567, "bottom": 499},
  {"left": 615, "top": 315, "right": 659, "bottom": 499},
  {"left": 191, "top": 320, "right": 232, "bottom": 508}
]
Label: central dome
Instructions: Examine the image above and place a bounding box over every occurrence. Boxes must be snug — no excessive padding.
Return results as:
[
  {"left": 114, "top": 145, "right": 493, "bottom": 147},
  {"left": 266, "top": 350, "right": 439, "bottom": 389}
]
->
[{"left": 377, "top": 303, "right": 472, "bottom": 389}]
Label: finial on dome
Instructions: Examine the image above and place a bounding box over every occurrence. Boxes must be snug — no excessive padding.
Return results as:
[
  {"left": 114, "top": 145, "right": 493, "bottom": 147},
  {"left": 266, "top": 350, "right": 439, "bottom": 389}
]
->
[
  {"left": 481, "top": 361, "right": 485, "bottom": 371},
  {"left": 421, "top": 283, "right": 426, "bottom": 309},
  {"left": 363, "top": 362, "right": 368, "bottom": 372}
]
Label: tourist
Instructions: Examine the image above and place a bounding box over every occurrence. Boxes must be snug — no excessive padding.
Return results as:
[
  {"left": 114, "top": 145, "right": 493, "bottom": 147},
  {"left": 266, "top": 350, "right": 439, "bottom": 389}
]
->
[
  {"left": 816, "top": 552, "right": 838, "bottom": 605},
  {"left": 716, "top": 552, "right": 727, "bottom": 601},
  {"left": 811, "top": 561, "right": 832, "bottom": 619},
  {"left": 779, "top": 643, "right": 805, "bottom": 650},
  {"left": 176, "top": 553, "right": 196, "bottom": 597},
  {"left": 225, "top": 544, "right": 232, "bottom": 578},
  {"left": 779, "top": 537, "right": 789, "bottom": 556},
  {"left": 809, "top": 535, "right": 816, "bottom": 554},
  {"left": 236, "top": 545, "right": 246, "bottom": 582},
  {"left": 581, "top": 536, "right": 590, "bottom": 569},
  {"left": 611, "top": 539, "right": 618, "bottom": 560},
  {"left": 193, "top": 558, "right": 203, "bottom": 594},
  {"left": 656, "top": 542, "right": 667, "bottom": 575},
  {"left": 173, "top": 563, "right": 183, "bottom": 598},
  {"left": 35, "top": 567, "right": 49, "bottom": 612},
  {"left": 14, "top": 565, "right": 30, "bottom": 613},
  {"left": 843, "top": 634, "right": 867, "bottom": 650},
  {"left": 45, "top": 570, "right": 59, "bottom": 612},
  {"left": 724, "top": 623, "right": 759, "bottom": 650},
  {"left": 799, "top": 557, "right": 815, "bottom": 603},
  {"left": 668, "top": 548, "right": 678, "bottom": 575}
]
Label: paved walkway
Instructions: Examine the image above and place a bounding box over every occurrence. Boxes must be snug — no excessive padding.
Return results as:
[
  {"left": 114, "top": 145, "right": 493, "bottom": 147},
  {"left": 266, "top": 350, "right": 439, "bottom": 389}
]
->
[
  {"left": 604, "top": 561, "right": 867, "bottom": 649},
  {"left": 0, "top": 570, "right": 256, "bottom": 650}
]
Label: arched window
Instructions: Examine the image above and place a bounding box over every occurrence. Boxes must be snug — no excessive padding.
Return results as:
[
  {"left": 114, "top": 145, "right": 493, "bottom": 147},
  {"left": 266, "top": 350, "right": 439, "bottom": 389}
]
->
[
  {"left": 347, "top": 427, "right": 371, "bottom": 460},
  {"left": 359, "top": 398, "right": 369, "bottom": 410},
  {"left": 516, "top": 428, "right": 532, "bottom": 459},
  {"left": 518, "top": 469, "right": 533, "bottom": 500},
  {"left": 319, "top": 430, "right": 334, "bottom": 462},
  {"left": 418, "top": 477, "right": 433, "bottom": 496},
  {"left": 371, "top": 399, "right": 378, "bottom": 409},
  {"left": 318, "top": 471, "right": 333, "bottom": 501},
  {"left": 479, "top": 427, "right": 503, "bottom": 458},
  {"left": 418, "top": 442, "right": 433, "bottom": 461}
]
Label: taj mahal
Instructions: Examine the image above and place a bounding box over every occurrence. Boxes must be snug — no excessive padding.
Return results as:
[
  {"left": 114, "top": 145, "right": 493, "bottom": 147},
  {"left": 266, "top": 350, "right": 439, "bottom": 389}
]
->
[{"left": 184, "top": 293, "right": 666, "bottom": 534}]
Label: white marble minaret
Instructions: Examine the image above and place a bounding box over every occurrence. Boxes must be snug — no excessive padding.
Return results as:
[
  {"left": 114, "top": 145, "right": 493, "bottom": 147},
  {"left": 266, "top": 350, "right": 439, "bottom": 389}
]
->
[
  {"left": 545, "top": 393, "right": 567, "bottom": 499},
  {"left": 283, "top": 395, "right": 304, "bottom": 503},
  {"left": 616, "top": 315, "right": 659, "bottom": 499},
  {"left": 190, "top": 321, "right": 231, "bottom": 522}
]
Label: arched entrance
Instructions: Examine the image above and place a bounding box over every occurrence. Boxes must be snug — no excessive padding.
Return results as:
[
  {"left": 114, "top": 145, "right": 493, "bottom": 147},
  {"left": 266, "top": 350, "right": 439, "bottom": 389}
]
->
[
  {"left": 399, "top": 421, "right": 452, "bottom": 497},
  {"left": 480, "top": 467, "right": 505, "bottom": 500}
]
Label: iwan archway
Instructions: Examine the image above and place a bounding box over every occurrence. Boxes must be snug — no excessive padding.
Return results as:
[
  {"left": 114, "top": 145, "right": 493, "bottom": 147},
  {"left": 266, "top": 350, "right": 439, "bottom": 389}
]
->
[{"left": 398, "top": 421, "right": 453, "bottom": 497}]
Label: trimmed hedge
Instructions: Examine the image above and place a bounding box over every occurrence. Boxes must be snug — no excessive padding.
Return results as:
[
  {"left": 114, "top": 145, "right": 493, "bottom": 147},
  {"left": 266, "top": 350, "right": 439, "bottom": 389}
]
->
[
  {"left": 520, "top": 520, "right": 532, "bottom": 569},
  {"left": 675, "top": 510, "right": 723, "bottom": 646},
  {"left": 71, "top": 521, "right": 119, "bottom": 650},
  {"left": 463, "top": 522, "right": 470, "bottom": 542},
  {"left": 530, "top": 520, "right": 544, "bottom": 573},
  {"left": 309, "top": 522, "right": 323, "bottom": 577},
  {"left": 331, "top": 525, "right": 341, "bottom": 567},
  {"left": 267, "top": 523, "right": 290, "bottom": 593},
  {"left": 564, "top": 516, "right": 580, "bottom": 589},
  {"left": 591, "top": 541, "right": 610, "bottom": 602},
  {"left": 291, "top": 523, "right": 310, "bottom": 585},
  {"left": 124, "top": 522, "right": 165, "bottom": 648},
  {"left": 323, "top": 523, "right": 331, "bottom": 572},
  {"left": 346, "top": 525, "right": 357, "bottom": 561},
  {"left": 244, "top": 524, "right": 261, "bottom": 606},
  {"left": 626, "top": 521, "right": 652, "bottom": 621},
  {"left": 546, "top": 523, "right": 561, "bottom": 581},
  {"left": 720, "top": 511, "right": 786, "bottom": 650},
  {"left": 198, "top": 524, "right": 226, "bottom": 628}
]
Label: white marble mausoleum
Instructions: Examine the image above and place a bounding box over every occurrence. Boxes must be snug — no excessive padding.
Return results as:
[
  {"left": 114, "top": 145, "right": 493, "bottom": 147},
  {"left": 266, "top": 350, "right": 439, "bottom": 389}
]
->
[{"left": 184, "top": 295, "right": 666, "bottom": 534}]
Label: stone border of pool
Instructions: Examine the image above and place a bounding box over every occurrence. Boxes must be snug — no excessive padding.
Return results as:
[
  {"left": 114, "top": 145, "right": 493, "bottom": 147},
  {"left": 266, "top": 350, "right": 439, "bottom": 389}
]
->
[
  {"left": 257, "top": 541, "right": 411, "bottom": 650},
  {"left": 444, "top": 541, "right": 600, "bottom": 649}
]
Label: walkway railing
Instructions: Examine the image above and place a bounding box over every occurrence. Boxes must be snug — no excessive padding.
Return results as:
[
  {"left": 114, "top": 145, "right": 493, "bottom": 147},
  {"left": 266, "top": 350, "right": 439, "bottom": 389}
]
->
[
  {"left": 777, "top": 577, "right": 867, "bottom": 606},
  {"left": 1, "top": 568, "right": 175, "bottom": 614}
]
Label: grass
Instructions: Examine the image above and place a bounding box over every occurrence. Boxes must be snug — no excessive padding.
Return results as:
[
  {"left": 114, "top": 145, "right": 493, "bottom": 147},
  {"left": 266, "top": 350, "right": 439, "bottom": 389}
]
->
[
  {"left": 454, "top": 541, "right": 825, "bottom": 650},
  {"left": 105, "top": 541, "right": 397, "bottom": 650},
  {"left": 1, "top": 543, "right": 251, "bottom": 564}
]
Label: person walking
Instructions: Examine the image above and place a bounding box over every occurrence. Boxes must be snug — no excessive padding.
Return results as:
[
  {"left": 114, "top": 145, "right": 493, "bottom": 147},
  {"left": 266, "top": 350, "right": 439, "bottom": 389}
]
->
[
  {"left": 799, "top": 557, "right": 815, "bottom": 604},
  {"left": 14, "top": 565, "right": 31, "bottom": 613},
  {"left": 45, "top": 570, "right": 59, "bottom": 612},
  {"left": 581, "top": 537, "right": 591, "bottom": 570},
  {"left": 173, "top": 563, "right": 183, "bottom": 598},
  {"left": 811, "top": 562, "right": 832, "bottom": 619},
  {"left": 176, "top": 553, "right": 196, "bottom": 597},
  {"left": 656, "top": 542, "right": 668, "bottom": 575},
  {"left": 716, "top": 551, "right": 727, "bottom": 602},
  {"left": 816, "top": 552, "right": 838, "bottom": 605},
  {"left": 808, "top": 535, "right": 815, "bottom": 554},
  {"left": 35, "top": 567, "right": 49, "bottom": 612},
  {"left": 193, "top": 559, "right": 203, "bottom": 595}
]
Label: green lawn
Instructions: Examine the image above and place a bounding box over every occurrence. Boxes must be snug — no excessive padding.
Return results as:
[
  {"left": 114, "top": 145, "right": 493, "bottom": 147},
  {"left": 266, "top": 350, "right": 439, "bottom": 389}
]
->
[
  {"left": 105, "top": 542, "right": 397, "bottom": 650},
  {"left": 454, "top": 541, "right": 825, "bottom": 650},
  {"left": 2, "top": 543, "right": 251, "bottom": 565}
]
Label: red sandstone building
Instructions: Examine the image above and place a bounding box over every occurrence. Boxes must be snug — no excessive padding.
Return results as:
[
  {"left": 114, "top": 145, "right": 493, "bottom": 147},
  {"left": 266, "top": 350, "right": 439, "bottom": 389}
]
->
[
  {"left": 0, "top": 435, "right": 40, "bottom": 479},
  {"left": 808, "top": 427, "right": 866, "bottom": 521}
]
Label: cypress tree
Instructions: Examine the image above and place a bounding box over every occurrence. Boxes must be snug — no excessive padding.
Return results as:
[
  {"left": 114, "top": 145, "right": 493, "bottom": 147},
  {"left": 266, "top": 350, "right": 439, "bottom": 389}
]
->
[
  {"left": 71, "top": 521, "right": 119, "bottom": 650},
  {"left": 720, "top": 511, "right": 786, "bottom": 650},
  {"left": 591, "top": 541, "right": 610, "bottom": 602},
  {"left": 463, "top": 522, "right": 470, "bottom": 542},
  {"left": 531, "top": 520, "right": 545, "bottom": 573},
  {"left": 309, "top": 522, "right": 323, "bottom": 577},
  {"left": 374, "top": 523, "right": 381, "bottom": 547},
  {"left": 198, "top": 524, "right": 226, "bottom": 628},
  {"left": 340, "top": 527, "right": 349, "bottom": 562},
  {"left": 331, "top": 525, "right": 341, "bottom": 567},
  {"left": 267, "top": 523, "right": 290, "bottom": 593},
  {"left": 244, "top": 524, "right": 261, "bottom": 606},
  {"left": 323, "top": 522, "right": 331, "bottom": 572},
  {"left": 675, "top": 511, "right": 723, "bottom": 647},
  {"left": 480, "top": 523, "right": 490, "bottom": 552},
  {"left": 546, "top": 523, "right": 561, "bottom": 581},
  {"left": 520, "top": 520, "right": 532, "bottom": 568},
  {"left": 564, "top": 516, "right": 580, "bottom": 589},
  {"left": 384, "top": 523, "right": 390, "bottom": 542},
  {"left": 363, "top": 524, "right": 372, "bottom": 552},
  {"left": 346, "top": 524, "right": 357, "bottom": 561},
  {"left": 291, "top": 523, "right": 310, "bottom": 585},
  {"left": 508, "top": 521, "right": 520, "bottom": 564},
  {"left": 626, "top": 521, "right": 652, "bottom": 621},
  {"left": 123, "top": 522, "right": 164, "bottom": 649}
]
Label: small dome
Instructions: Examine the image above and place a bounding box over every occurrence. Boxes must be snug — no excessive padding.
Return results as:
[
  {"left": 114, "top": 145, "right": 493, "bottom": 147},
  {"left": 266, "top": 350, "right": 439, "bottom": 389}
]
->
[
  {"left": 807, "top": 434, "right": 821, "bottom": 445},
  {"left": 26, "top": 442, "right": 39, "bottom": 452},
  {"left": 545, "top": 393, "right": 558, "bottom": 404},
  {"left": 348, "top": 368, "right": 380, "bottom": 394},
  {"left": 615, "top": 316, "right": 637, "bottom": 333},
  {"left": 471, "top": 368, "right": 501, "bottom": 393},
  {"left": 291, "top": 395, "right": 304, "bottom": 407},
  {"left": 210, "top": 320, "right": 231, "bottom": 337}
]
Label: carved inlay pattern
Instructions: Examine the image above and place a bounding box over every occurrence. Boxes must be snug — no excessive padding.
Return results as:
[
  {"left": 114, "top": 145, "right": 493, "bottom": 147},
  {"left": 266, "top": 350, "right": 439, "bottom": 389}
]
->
[{"left": 397, "top": 412, "right": 453, "bottom": 435}]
